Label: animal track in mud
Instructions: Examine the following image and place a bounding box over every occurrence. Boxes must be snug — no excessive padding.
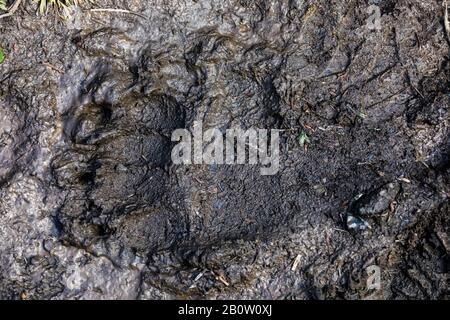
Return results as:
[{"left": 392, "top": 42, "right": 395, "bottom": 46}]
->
[
  {"left": 50, "top": 0, "right": 450, "bottom": 259},
  {"left": 52, "top": 82, "right": 187, "bottom": 250},
  {"left": 1, "top": 0, "right": 449, "bottom": 300}
]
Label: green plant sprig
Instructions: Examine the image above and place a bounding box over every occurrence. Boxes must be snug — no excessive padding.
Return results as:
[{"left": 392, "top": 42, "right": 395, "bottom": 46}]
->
[{"left": 0, "top": 0, "right": 8, "bottom": 11}]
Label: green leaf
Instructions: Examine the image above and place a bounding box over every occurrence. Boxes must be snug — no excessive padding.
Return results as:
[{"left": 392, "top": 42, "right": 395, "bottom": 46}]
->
[
  {"left": 298, "top": 131, "right": 310, "bottom": 147},
  {"left": 0, "top": 0, "right": 7, "bottom": 11},
  {"left": 0, "top": 48, "right": 5, "bottom": 64}
]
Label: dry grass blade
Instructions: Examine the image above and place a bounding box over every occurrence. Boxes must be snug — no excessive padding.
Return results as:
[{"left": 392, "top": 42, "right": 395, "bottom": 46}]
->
[
  {"left": 90, "top": 8, "right": 148, "bottom": 20},
  {"left": 1, "top": 0, "right": 94, "bottom": 19},
  {"left": 0, "top": 0, "right": 23, "bottom": 19},
  {"left": 36, "top": 0, "right": 95, "bottom": 19},
  {"left": 36, "top": 0, "right": 93, "bottom": 14}
]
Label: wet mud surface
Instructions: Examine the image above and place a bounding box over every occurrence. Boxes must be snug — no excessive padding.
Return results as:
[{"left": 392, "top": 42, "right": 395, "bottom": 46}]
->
[{"left": 0, "top": 0, "right": 449, "bottom": 299}]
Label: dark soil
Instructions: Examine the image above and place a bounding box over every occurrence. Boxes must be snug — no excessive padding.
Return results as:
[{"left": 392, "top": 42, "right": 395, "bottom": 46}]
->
[{"left": 0, "top": 0, "right": 449, "bottom": 299}]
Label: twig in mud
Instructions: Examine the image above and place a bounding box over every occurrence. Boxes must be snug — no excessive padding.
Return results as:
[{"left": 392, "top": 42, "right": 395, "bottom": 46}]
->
[
  {"left": 213, "top": 271, "right": 230, "bottom": 286},
  {"left": 43, "top": 62, "right": 64, "bottom": 74},
  {"left": 291, "top": 254, "right": 301, "bottom": 271},
  {"left": 0, "top": 0, "right": 22, "bottom": 19},
  {"left": 397, "top": 177, "right": 411, "bottom": 184},
  {"left": 445, "top": 1, "right": 450, "bottom": 42},
  {"left": 89, "top": 8, "right": 148, "bottom": 20}
]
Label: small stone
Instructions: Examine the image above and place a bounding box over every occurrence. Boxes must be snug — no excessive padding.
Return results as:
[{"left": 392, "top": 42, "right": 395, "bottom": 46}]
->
[
  {"left": 356, "top": 182, "right": 400, "bottom": 216},
  {"left": 347, "top": 215, "right": 371, "bottom": 231}
]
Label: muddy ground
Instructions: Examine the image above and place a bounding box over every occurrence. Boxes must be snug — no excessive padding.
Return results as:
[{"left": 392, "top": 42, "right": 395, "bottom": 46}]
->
[{"left": 0, "top": 0, "right": 449, "bottom": 300}]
